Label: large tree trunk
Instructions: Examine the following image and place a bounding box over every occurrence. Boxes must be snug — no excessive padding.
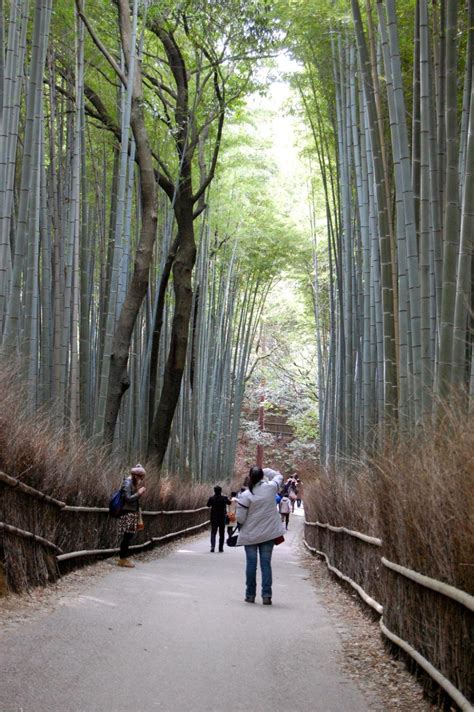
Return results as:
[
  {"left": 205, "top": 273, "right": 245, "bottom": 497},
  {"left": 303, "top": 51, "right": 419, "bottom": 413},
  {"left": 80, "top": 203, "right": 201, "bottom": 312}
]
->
[
  {"left": 102, "top": 95, "right": 157, "bottom": 442},
  {"left": 148, "top": 235, "right": 179, "bottom": 436},
  {"left": 103, "top": 0, "right": 157, "bottom": 443},
  {"left": 148, "top": 194, "right": 197, "bottom": 466}
]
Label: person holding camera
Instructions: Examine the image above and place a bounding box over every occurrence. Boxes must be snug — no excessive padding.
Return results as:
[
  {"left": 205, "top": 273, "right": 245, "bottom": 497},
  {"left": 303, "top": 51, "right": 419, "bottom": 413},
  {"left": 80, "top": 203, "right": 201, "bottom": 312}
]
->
[{"left": 236, "top": 466, "right": 284, "bottom": 605}]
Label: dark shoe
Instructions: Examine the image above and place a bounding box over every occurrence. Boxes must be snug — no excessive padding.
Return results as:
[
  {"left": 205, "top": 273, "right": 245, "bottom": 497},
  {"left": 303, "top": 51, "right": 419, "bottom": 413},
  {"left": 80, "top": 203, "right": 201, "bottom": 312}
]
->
[
  {"left": 245, "top": 596, "right": 255, "bottom": 603},
  {"left": 210, "top": 548, "right": 214, "bottom": 552},
  {"left": 218, "top": 549, "right": 224, "bottom": 553},
  {"left": 262, "top": 597, "right": 272, "bottom": 605}
]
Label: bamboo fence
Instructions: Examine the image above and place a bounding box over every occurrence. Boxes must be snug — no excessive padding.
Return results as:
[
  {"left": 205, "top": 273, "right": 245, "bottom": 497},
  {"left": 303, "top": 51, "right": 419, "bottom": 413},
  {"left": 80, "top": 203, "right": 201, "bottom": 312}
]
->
[
  {"left": 0, "top": 471, "right": 209, "bottom": 591},
  {"left": 304, "top": 520, "right": 473, "bottom": 710}
]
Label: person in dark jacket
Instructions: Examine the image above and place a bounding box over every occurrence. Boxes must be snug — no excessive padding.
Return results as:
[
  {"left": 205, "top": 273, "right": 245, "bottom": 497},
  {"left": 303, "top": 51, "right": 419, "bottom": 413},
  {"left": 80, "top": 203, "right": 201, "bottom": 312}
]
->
[
  {"left": 117, "top": 464, "right": 146, "bottom": 568},
  {"left": 207, "top": 485, "right": 230, "bottom": 552}
]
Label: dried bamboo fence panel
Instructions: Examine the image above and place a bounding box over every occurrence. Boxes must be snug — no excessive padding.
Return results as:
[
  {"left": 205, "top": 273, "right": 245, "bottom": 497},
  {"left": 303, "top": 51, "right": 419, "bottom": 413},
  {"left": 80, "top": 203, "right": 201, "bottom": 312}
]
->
[
  {"left": 304, "top": 519, "right": 384, "bottom": 606},
  {"left": 0, "top": 471, "right": 209, "bottom": 592},
  {"left": 0, "top": 472, "right": 64, "bottom": 592},
  {"left": 304, "top": 520, "right": 474, "bottom": 708},
  {"left": 382, "top": 564, "right": 473, "bottom": 706}
]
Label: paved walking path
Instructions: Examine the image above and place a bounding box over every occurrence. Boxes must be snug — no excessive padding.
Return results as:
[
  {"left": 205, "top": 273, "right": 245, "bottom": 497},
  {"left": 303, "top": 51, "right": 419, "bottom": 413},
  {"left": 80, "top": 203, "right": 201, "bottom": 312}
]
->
[{"left": 1, "top": 509, "right": 372, "bottom": 712}]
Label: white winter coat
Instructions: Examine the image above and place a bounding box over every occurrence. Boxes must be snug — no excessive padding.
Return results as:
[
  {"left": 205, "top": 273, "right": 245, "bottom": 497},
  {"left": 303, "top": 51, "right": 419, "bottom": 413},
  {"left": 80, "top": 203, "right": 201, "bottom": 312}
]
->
[{"left": 236, "top": 469, "right": 285, "bottom": 546}]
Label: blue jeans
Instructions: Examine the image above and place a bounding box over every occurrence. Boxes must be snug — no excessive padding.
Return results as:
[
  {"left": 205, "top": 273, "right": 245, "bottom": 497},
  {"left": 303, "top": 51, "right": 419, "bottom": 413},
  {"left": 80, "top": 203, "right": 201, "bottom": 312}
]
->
[{"left": 244, "top": 540, "right": 274, "bottom": 598}]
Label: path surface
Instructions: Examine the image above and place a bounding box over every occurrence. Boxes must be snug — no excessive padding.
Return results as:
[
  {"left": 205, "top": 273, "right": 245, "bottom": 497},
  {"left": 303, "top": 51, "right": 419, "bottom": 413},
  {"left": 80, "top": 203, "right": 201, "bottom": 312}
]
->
[{"left": 1, "top": 510, "right": 373, "bottom": 712}]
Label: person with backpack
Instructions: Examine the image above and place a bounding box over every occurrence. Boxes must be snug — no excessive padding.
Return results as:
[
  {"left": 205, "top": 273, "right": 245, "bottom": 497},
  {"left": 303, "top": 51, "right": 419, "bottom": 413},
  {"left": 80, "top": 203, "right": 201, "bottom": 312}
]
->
[
  {"left": 279, "top": 492, "right": 291, "bottom": 530},
  {"left": 117, "top": 464, "right": 146, "bottom": 568},
  {"left": 236, "top": 466, "right": 285, "bottom": 605},
  {"left": 287, "top": 476, "right": 298, "bottom": 513},
  {"left": 207, "top": 485, "right": 231, "bottom": 552}
]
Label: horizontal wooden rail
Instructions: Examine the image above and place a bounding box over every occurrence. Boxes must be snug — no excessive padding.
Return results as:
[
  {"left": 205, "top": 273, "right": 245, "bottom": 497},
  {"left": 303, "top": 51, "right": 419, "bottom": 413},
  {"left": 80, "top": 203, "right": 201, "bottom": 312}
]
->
[
  {"left": 0, "top": 471, "right": 65, "bottom": 508},
  {"left": 151, "top": 520, "right": 210, "bottom": 541},
  {"left": 2, "top": 474, "right": 208, "bottom": 516},
  {"left": 382, "top": 558, "right": 474, "bottom": 612},
  {"left": 63, "top": 505, "right": 109, "bottom": 512},
  {"left": 303, "top": 538, "right": 383, "bottom": 614},
  {"left": 142, "top": 506, "right": 209, "bottom": 515},
  {"left": 304, "top": 519, "right": 382, "bottom": 547},
  {"left": 380, "top": 619, "right": 473, "bottom": 711},
  {"left": 57, "top": 540, "right": 152, "bottom": 562},
  {"left": 57, "top": 520, "right": 210, "bottom": 562},
  {"left": 0, "top": 521, "right": 63, "bottom": 553},
  {"left": 63, "top": 505, "right": 209, "bottom": 515}
]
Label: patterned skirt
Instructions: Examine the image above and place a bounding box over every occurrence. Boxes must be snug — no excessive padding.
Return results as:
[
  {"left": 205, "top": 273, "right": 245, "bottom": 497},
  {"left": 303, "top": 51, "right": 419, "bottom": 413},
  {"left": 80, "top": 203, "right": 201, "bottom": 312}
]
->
[{"left": 118, "top": 512, "right": 139, "bottom": 535}]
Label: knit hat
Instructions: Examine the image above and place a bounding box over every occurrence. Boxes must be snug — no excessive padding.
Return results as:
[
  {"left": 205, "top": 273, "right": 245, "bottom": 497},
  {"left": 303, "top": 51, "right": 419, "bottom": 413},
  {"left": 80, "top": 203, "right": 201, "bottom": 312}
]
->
[{"left": 131, "top": 463, "right": 146, "bottom": 476}]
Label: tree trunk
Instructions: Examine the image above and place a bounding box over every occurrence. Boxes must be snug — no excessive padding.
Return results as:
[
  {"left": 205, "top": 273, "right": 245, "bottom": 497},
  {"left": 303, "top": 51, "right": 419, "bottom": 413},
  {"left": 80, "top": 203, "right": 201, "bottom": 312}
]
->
[
  {"left": 102, "top": 0, "right": 158, "bottom": 443},
  {"left": 148, "top": 195, "right": 196, "bottom": 466}
]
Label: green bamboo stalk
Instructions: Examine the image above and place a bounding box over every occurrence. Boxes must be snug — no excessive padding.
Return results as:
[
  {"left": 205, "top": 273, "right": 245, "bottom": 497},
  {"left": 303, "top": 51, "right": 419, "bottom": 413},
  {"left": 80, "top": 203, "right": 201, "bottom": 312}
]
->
[{"left": 437, "top": 0, "right": 460, "bottom": 400}]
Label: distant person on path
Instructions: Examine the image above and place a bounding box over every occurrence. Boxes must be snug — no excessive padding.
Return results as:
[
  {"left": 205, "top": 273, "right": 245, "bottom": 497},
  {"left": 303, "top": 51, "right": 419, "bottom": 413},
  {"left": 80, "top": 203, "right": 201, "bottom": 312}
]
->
[
  {"left": 287, "top": 475, "right": 298, "bottom": 512},
  {"left": 207, "top": 485, "right": 230, "bottom": 552},
  {"left": 117, "top": 464, "right": 146, "bottom": 568},
  {"left": 295, "top": 477, "right": 303, "bottom": 508},
  {"left": 279, "top": 493, "right": 291, "bottom": 530},
  {"left": 236, "top": 466, "right": 285, "bottom": 605},
  {"left": 227, "top": 491, "right": 238, "bottom": 538}
]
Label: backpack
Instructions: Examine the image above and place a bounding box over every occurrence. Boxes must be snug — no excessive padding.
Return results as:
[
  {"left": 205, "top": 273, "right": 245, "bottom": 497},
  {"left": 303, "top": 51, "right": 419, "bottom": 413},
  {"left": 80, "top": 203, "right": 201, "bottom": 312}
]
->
[{"left": 109, "top": 487, "right": 125, "bottom": 518}]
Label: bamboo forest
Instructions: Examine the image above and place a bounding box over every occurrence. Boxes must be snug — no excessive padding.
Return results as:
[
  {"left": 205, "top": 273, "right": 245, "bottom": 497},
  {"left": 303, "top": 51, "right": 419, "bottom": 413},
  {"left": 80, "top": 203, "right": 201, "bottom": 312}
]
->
[
  {"left": 0, "top": 0, "right": 473, "bottom": 709},
  {"left": 0, "top": 0, "right": 472, "bottom": 473}
]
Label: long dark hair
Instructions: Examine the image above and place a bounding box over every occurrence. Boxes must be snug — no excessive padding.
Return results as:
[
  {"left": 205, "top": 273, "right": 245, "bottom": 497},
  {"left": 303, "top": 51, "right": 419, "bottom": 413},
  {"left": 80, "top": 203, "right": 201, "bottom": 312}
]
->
[{"left": 248, "top": 466, "right": 264, "bottom": 493}]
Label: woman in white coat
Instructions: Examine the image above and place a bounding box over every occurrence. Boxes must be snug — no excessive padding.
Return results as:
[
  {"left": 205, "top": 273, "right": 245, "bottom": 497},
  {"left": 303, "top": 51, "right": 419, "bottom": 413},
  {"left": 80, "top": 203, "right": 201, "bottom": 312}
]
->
[{"left": 236, "top": 466, "right": 285, "bottom": 605}]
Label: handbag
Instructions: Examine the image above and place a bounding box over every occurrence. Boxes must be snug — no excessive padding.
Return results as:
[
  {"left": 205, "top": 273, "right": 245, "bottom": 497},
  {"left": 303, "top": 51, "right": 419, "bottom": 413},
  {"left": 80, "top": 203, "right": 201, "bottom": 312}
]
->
[
  {"left": 274, "top": 535, "right": 285, "bottom": 545},
  {"left": 226, "top": 528, "right": 238, "bottom": 547},
  {"left": 137, "top": 510, "right": 144, "bottom": 531}
]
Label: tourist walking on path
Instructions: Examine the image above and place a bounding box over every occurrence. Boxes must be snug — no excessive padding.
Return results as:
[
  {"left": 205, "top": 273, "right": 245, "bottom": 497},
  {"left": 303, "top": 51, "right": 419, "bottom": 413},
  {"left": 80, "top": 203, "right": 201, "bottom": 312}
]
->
[
  {"left": 236, "top": 466, "right": 285, "bottom": 605},
  {"left": 287, "top": 476, "right": 298, "bottom": 512},
  {"left": 295, "top": 477, "right": 303, "bottom": 508},
  {"left": 207, "top": 485, "right": 230, "bottom": 552},
  {"left": 279, "top": 493, "right": 291, "bottom": 530},
  {"left": 117, "top": 464, "right": 146, "bottom": 568}
]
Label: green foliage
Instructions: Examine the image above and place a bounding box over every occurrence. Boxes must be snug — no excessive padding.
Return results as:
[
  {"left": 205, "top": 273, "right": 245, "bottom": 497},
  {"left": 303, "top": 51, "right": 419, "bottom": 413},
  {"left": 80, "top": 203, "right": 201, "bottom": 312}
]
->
[
  {"left": 287, "top": 402, "right": 319, "bottom": 441},
  {"left": 207, "top": 107, "right": 308, "bottom": 282}
]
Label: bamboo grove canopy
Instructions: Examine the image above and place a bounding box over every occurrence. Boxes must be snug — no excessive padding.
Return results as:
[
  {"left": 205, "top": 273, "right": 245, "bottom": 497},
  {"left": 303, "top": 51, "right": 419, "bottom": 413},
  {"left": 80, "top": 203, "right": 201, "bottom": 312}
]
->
[{"left": 0, "top": 0, "right": 472, "bottom": 474}]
